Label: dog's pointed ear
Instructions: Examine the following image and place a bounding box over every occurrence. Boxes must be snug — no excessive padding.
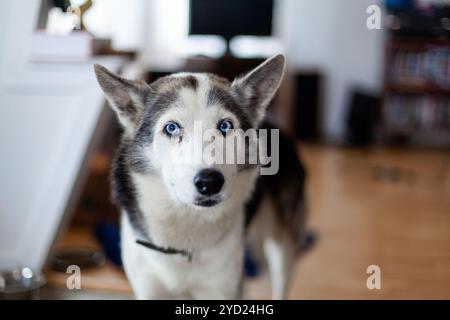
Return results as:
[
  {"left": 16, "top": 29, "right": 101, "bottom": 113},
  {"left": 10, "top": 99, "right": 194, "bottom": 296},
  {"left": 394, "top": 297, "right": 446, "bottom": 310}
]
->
[
  {"left": 94, "top": 64, "right": 150, "bottom": 133},
  {"left": 231, "top": 54, "right": 286, "bottom": 125}
]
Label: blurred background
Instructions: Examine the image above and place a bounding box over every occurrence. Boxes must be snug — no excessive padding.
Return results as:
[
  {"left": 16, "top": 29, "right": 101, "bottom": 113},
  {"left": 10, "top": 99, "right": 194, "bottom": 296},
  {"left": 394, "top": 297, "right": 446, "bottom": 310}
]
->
[{"left": 0, "top": 0, "right": 449, "bottom": 299}]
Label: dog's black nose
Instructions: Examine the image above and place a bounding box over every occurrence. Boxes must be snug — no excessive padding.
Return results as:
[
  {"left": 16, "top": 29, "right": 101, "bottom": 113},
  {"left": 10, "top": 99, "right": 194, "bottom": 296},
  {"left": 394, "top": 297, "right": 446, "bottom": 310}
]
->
[{"left": 194, "top": 169, "right": 224, "bottom": 196}]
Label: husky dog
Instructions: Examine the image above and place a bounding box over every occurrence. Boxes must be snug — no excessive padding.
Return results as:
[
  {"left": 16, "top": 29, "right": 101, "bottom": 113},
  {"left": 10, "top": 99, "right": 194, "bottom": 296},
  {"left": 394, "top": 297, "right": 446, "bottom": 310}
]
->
[{"left": 94, "top": 55, "right": 306, "bottom": 299}]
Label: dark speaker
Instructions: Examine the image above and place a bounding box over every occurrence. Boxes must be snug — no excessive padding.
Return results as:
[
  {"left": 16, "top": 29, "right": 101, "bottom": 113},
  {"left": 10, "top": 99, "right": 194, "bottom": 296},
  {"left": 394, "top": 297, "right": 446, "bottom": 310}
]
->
[
  {"left": 147, "top": 71, "right": 173, "bottom": 83},
  {"left": 346, "top": 90, "right": 381, "bottom": 146},
  {"left": 294, "top": 73, "right": 321, "bottom": 141}
]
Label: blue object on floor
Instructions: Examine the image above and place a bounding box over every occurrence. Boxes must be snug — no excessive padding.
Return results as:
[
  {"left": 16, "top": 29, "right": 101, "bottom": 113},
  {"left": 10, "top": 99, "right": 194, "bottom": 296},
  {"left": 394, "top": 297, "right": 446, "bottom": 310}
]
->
[
  {"left": 300, "top": 230, "right": 318, "bottom": 254},
  {"left": 244, "top": 247, "right": 259, "bottom": 277},
  {"left": 385, "top": 0, "right": 415, "bottom": 11},
  {"left": 95, "top": 221, "right": 122, "bottom": 266}
]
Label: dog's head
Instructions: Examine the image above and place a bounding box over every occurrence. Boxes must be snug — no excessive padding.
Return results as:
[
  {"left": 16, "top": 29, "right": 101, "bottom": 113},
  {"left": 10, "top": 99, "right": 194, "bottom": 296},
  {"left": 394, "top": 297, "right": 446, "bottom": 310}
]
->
[{"left": 94, "top": 55, "right": 285, "bottom": 210}]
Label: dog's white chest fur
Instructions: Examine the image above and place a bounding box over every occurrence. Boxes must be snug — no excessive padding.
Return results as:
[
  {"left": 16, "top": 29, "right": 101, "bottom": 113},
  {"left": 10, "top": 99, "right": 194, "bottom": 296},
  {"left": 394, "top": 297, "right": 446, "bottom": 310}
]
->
[{"left": 121, "top": 208, "right": 245, "bottom": 299}]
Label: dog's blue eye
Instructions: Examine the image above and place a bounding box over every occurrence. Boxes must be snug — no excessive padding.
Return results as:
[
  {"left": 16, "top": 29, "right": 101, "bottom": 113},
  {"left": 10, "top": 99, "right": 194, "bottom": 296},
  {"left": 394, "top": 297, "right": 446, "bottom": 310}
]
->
[
  {"left": 218, "top": 119, "right": 234, "bottom": 135},
  {"left": 164, "top": 122, "right": 181, "bottom": 137}
]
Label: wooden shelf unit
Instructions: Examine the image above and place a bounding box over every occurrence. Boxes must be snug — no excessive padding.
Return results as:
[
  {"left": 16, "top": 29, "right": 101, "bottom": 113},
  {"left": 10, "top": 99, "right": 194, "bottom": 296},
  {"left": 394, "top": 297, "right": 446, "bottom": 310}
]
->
[{"left": 381, "top": 36, "right": 450, "bottom": 146}]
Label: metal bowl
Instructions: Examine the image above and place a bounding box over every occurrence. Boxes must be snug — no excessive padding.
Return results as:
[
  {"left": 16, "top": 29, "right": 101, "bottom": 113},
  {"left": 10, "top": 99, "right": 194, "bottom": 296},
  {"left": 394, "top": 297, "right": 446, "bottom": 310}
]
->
[{"left": 0, "top": 267, "right": 46, "bottom": 300}]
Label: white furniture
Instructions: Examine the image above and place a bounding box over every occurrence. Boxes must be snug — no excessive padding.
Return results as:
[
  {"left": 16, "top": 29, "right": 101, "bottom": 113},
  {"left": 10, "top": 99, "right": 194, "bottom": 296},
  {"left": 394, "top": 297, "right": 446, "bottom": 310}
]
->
[{"left": 0, "top": 1, "right": 130, "bottom": 271}]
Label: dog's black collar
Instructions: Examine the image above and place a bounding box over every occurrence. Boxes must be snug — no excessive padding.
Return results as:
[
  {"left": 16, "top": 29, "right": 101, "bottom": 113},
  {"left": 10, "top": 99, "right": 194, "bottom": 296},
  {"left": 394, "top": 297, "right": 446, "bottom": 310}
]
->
[{"left": 136, "top": 239, "right": 193, "bottom": 262}]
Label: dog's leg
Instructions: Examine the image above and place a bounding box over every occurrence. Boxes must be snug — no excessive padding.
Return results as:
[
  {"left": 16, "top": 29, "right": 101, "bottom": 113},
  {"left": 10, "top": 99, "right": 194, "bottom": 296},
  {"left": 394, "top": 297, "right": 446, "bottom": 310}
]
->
[
  {"left": 187, "top": 268, "right": 243, "bottom": 300},
  {"left": 262, "top": 198, "right": 298, "bottom": 300},
  {"left": 128, "top": 272, "right": 170, "bottom": 300},
  {"left": 263, "top": 232, "right": 297, "bottom": 300},
  {"left": 190, "top": 269, "right": 243, "bottom": 300},
  {"left": 248, "top": 197, "right": 298, "bottom": 300},
  {"left": 191, "top": 286, "right": 241, "bottom": 300}
]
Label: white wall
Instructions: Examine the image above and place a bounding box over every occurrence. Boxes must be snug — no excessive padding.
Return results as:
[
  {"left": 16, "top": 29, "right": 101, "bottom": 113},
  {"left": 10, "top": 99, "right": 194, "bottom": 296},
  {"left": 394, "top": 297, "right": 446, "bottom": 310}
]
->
[
  {"left": 84, "top": 0, "right": 147, "bottom": 50},
  {"left": 279, "top": 0, "right": 385, "bottom": 141}
]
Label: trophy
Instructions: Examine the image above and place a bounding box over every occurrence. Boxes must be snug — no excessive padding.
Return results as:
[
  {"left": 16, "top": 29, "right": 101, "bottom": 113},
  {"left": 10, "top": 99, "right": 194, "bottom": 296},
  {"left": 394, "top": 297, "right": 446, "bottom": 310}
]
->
[{"left": 67, "top": 0, "right": 93, "bottom": 32}]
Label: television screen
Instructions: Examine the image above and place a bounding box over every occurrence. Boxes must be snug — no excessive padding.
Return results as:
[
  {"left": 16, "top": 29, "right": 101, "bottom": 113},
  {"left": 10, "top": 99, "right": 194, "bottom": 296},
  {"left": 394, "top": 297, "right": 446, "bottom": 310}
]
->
[{"left": 189, "top": 0, "right": 274, "bottom": 40}]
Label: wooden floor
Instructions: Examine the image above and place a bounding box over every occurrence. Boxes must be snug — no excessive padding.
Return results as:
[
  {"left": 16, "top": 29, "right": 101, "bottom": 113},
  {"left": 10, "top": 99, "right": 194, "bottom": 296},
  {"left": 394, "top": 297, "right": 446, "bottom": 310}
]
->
[
  {"left": 281, "top": 144, "right": 450, "bottom": 299},
  {"left": 46, "top": 144, "right": 450, "bottom": 299}
]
